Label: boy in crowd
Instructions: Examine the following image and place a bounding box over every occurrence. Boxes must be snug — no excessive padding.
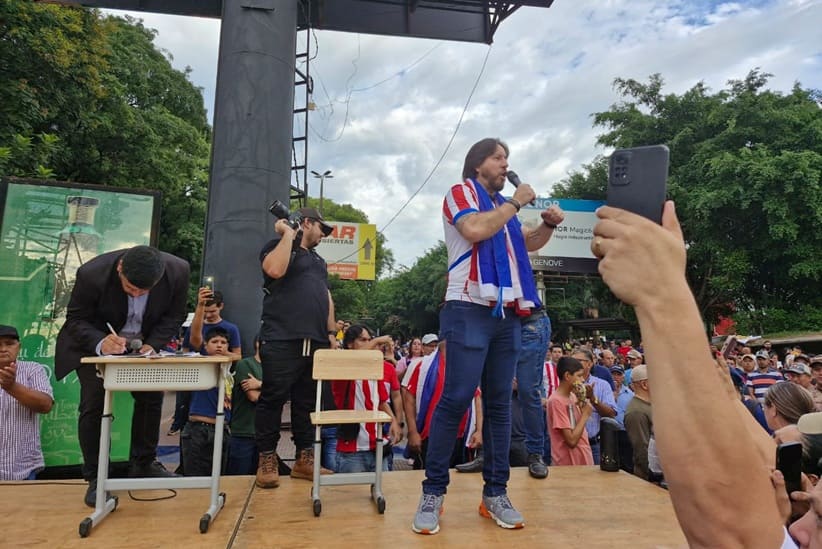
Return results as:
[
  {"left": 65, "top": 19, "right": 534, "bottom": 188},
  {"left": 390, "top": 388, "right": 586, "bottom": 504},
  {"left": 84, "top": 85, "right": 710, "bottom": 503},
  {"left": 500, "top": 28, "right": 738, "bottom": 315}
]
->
[
  {"left": 546, "top": 356, "right": 594, "bottom": 466},
  {"left": 170, "top": 287, "right": 241, "bottom": 436},
  {"left": 226, "top": 336, "right": 263, "bottom": 475},
  {"left": 180, "top": 327, "right": 234, "bottom": 476}
]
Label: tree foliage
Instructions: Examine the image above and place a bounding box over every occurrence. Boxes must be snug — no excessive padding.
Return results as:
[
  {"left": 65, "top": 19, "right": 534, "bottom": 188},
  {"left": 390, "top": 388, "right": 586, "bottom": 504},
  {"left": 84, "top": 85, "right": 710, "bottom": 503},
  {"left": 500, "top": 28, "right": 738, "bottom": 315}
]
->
[
  {"left": 556, "top": 70, "right": 822, "bottom": 331},
  {"left": 1, "top": 2, "right": 211, "bottom": 300},
  {"left": 369, "top": 242, "right": 447, "bottom": 338}
]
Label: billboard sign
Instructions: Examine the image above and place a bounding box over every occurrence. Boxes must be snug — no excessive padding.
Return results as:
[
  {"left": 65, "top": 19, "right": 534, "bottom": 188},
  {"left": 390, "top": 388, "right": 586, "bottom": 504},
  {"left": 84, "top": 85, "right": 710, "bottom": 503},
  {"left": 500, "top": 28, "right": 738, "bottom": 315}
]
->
[
  {"left": 518, "top": 198, "right": 605, "bottom": 274},
  {"left": 0, "top": 178, "right": 160, "bottom": 468},
  {"left": 316, "top": 222, "right": 377, "bottom": 281}
]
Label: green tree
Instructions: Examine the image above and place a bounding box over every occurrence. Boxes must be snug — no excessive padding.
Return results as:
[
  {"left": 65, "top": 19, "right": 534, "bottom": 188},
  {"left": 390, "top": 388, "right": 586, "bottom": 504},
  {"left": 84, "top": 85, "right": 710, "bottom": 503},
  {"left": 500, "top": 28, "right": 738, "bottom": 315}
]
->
[
  {"left": 370, "top": 241, "right": 447, "bottom": 338},
  {"left": 559, "top": 70, "right": 822, "bottom": 330},
  {"left": 1, "top": 2, "right": 212, "bottom": 303}
]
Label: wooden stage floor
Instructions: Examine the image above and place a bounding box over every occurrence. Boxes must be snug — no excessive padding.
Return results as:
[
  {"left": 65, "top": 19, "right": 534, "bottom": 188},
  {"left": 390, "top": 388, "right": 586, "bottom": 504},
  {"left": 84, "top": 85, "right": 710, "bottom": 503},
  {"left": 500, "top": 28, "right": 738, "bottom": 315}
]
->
[{"left": 1, "top": 467, "right": 686, "bottom": 548}]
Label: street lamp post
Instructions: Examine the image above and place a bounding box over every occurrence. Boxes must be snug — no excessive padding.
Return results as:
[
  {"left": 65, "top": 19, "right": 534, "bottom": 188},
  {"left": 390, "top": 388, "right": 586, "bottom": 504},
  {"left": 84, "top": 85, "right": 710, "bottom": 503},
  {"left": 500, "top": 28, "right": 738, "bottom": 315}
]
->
[{"left": 310, "top": 169, "right": 333, "bottom": 215}]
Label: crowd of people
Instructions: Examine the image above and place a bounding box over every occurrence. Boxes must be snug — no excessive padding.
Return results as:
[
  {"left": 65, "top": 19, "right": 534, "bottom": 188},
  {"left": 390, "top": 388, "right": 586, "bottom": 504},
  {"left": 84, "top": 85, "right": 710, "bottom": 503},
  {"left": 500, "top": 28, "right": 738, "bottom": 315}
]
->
[{"left": 3, "top": 136, "right": 822, "bottom": 547}]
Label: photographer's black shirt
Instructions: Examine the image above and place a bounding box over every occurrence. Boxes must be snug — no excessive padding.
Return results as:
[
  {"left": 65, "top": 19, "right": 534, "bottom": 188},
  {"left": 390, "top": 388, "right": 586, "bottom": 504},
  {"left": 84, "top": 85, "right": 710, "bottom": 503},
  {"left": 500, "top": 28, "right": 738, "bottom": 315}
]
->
[{"left": 259, "top": 236, "right": 330, "bottom": 344}]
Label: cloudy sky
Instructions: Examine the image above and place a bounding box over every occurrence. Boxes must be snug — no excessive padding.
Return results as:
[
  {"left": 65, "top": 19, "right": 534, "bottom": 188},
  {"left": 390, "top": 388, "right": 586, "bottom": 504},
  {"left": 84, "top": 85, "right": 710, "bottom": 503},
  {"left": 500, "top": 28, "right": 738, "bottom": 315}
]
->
[{"left": 111, "top": 0, "right": 821, "bottom": 270}]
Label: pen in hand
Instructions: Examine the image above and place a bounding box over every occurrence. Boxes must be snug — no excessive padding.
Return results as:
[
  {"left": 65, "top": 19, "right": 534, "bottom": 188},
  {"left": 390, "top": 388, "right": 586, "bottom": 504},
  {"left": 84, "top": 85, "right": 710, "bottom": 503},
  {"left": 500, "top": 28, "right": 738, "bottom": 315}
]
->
[{"left": 103, "top": 323, "right": 127, "bottom": 355}]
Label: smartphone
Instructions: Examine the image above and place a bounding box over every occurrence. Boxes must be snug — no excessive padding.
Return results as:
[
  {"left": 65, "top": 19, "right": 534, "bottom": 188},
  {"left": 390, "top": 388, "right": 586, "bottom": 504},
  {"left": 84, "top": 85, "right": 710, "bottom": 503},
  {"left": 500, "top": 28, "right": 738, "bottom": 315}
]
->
[
  {"left": 607, "top": 144, "right": 669, "bottom": 224},
  {"left": 776, "top": 442, "right": 803, "bottom": 495},
  {"left": 203, "top": 276, "right": 215, "bottom": 293},
  {"left": 720, "top": 336, "right": 738, "bottom": 359}
]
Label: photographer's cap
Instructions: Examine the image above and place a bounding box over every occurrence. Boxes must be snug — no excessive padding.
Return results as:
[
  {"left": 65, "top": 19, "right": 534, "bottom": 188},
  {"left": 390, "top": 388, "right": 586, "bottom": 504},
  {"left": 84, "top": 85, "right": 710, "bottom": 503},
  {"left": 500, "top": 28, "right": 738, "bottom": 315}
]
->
[
  {"left": 297, "top": 207, "right": 334, "bottom": 237},
  {"left": 0, "top": 325, "right": 20, "bottom": 340},
  {"left": 421, "top": 334, "right": 439, "bottom": 345}
]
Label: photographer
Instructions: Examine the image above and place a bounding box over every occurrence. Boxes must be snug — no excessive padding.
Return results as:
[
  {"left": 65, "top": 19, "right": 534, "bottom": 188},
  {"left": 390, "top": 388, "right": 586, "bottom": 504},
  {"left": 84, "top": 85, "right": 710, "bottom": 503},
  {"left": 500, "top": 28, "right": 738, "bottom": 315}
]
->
[{"left": 254, "top": 207, "right": 337, "bottom": 489}]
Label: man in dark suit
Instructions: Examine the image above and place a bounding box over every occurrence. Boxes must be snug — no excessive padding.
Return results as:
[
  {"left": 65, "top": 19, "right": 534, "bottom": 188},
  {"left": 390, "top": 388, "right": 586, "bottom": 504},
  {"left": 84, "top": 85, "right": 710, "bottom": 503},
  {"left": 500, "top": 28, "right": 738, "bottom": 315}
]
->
[{"left": 55, "top": 245, "right": 189, "bottom": 506}]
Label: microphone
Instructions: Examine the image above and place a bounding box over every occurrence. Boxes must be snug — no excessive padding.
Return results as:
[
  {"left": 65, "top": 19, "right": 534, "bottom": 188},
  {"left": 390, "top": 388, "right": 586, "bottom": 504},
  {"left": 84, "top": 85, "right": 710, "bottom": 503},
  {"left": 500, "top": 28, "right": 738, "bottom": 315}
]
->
[
  {"left": 506, "top": 170, "right": 522, "bottom": 188},
  {"left": 128, "top": 338, "right": 143, "bottom": 353},
  {"left": 506, "top": 170, "right": 535, "bottom": 205}
]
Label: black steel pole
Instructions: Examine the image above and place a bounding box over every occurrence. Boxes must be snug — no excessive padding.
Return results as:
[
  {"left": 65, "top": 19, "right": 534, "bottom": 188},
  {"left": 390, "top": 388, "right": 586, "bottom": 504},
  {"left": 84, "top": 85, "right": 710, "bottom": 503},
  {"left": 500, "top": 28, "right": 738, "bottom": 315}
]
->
[{"left": 202, "top": 0, "right": 298, "bottom": 354}]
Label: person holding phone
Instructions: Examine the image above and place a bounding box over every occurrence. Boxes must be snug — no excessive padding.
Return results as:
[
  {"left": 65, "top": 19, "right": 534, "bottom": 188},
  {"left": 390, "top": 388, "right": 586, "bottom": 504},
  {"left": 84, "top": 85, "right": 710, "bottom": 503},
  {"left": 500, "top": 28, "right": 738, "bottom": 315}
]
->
[{"left": 591, "top": 202, "right": 795, "bottom": 548}]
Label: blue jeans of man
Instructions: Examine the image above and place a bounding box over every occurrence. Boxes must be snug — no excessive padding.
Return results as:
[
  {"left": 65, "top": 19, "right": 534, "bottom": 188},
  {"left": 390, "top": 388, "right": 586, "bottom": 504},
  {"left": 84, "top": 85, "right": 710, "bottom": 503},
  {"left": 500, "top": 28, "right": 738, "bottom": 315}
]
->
[
  {"left": 515, "top": 312, "right": 551, "bottom": 456},
  {"left": 337, "top": 449, "right": 389, "bottom": 473},
  {"left": 422, "top": 301, "right": 521, "bottom": 498}
]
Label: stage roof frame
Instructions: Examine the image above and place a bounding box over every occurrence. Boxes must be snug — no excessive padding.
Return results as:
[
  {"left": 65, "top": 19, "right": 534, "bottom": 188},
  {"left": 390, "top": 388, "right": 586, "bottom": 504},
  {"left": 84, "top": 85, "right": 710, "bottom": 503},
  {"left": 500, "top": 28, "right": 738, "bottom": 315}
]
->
[{"left": 38, "top": 0, "right": 555, "bottom": 44}]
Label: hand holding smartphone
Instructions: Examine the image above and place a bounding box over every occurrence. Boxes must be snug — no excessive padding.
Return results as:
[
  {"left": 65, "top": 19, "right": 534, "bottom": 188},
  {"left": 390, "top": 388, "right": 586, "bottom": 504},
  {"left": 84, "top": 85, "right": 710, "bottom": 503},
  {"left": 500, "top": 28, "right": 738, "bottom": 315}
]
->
[
  {"left": 607, "top": 144, "right": 669, "bottom": 224},
  {"left": 776, "top": 442, "right": 803, "bottom": 495},
  {"left": 720, "top": 336, "right": 738, "bottom": 359}
]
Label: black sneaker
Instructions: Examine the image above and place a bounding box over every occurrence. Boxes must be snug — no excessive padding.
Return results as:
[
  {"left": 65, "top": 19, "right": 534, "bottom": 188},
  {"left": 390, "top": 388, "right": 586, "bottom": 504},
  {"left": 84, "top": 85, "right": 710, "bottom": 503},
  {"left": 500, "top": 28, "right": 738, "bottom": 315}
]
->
[
  {"left": 128, "top": 459, "right": 178, "bottom": 478},
  {"left": 527, "top": 453, "right": 548, "bottom": 479},
  {"left": 455, "top": 454, "right": 484, "bottom": 473},
  {"left": 84, "top": 479, "right": 98, "bottom": 508}
]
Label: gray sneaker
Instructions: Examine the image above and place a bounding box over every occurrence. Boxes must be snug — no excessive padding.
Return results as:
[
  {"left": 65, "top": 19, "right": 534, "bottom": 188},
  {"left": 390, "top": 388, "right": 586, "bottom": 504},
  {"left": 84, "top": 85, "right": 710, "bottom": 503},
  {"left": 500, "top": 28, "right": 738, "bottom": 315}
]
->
[
  {"left": 480, "top": 493, "right": 525, "bottom": 529},
  {"left": 412, "top": 493, "right": 444, "bottom": 535}
]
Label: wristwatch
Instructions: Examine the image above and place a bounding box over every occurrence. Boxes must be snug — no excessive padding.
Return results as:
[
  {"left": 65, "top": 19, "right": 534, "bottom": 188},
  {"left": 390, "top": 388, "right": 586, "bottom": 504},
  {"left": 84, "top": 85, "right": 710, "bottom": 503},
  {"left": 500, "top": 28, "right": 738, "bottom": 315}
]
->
[
  {"left": 327, "top": 330, "right": 336, "bottom": 336},
  {"left": 592, "top": 396, "right": 599, "bottom": 406}
]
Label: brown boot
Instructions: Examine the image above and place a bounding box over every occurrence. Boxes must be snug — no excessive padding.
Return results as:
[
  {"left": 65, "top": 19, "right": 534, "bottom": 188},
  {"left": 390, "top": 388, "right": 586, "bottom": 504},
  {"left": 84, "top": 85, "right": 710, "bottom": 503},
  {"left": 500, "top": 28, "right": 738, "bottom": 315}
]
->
[
  {"left": 290, "top": 448, "right": 333, "bottom": 480},
  {"left": 256, "top": 451, "right": 280, "bottom": 488}
]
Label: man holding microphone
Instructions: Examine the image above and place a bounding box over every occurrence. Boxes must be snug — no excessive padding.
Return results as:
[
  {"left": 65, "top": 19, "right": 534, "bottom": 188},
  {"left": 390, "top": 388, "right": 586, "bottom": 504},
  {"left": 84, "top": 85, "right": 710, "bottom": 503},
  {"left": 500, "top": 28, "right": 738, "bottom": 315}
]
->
[{"left": 412, "top": 138, "right": 563, "bottom": 535}]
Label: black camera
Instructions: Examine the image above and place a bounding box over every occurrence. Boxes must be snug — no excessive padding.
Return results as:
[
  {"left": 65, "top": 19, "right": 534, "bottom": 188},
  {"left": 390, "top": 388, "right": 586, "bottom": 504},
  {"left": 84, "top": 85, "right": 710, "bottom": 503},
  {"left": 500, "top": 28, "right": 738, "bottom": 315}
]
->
[{"left": 268, "top": 200, "right": 303, "bottom": 230}]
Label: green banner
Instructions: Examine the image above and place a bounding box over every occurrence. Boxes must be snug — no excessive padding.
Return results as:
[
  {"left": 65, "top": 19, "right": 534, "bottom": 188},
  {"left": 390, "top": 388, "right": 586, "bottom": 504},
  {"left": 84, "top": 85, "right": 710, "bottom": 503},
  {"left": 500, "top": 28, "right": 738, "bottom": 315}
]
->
[{"left": 0, "top": 178, "right": 160, "bottom": 467}]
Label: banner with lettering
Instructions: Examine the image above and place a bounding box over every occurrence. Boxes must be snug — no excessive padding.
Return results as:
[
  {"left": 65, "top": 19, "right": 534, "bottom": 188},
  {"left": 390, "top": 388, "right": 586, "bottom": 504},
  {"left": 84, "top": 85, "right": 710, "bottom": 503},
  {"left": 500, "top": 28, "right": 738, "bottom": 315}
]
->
[{"left": 0, "top": 178, "right": 160, "bottom": 469}]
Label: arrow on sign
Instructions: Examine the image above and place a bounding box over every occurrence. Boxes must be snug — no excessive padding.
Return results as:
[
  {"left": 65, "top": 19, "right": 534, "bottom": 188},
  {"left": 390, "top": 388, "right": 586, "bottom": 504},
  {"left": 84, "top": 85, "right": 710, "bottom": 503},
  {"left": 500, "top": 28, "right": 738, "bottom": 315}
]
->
[{"left": 362, "top": 238, "right": 373, "bottom": 260}]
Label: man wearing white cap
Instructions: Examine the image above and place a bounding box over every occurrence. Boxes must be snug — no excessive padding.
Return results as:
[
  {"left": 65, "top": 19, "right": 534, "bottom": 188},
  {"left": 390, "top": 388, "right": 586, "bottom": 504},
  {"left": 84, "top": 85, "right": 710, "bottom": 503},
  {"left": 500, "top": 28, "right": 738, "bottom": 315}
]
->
[
  {"left": 625, "top": 364, "right": 653, "bottom": 481},
  {"left": 421, "top": 333, "right": 439, "bottom": 356}
]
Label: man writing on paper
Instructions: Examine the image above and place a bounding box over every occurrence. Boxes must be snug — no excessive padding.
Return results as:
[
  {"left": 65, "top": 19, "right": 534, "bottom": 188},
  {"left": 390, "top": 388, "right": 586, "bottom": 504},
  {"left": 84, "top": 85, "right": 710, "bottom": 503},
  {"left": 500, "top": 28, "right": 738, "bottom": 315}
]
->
[{"left": 55, "top": 245, "right": 189, "bottom": 506}]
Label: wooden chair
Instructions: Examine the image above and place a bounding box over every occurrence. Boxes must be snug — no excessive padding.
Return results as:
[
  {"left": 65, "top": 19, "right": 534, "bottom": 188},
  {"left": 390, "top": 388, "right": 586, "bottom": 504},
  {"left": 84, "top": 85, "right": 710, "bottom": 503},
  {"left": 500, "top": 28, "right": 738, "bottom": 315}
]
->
[{"left": 310, "top": 349, "right": 391, "bottom": 517}]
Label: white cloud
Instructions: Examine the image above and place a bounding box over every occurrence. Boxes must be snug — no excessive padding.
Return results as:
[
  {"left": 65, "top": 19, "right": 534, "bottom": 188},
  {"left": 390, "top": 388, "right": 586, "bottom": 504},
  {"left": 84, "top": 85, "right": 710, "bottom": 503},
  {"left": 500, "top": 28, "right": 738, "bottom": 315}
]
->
[{"left": 108, "top": 0, "right": 822, "bottom": 268}]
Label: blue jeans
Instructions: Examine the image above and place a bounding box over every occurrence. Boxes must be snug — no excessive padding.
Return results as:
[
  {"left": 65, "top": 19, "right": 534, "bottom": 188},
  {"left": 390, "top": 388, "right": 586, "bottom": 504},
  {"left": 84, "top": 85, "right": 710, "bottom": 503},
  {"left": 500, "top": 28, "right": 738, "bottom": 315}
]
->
[
  {"left": 515, "top": 313, "right": 551, "bottom": 456},
  {"left": 321, "top": 426, "right": 338, "bottom": 472},
  {"left": 336, "top": 450, "right": 389, "bottom": 473},
  {"left": 423, "top": 301, "right": 521, "bottom": 498},
  {"left": 226, "top": 435, "right": 258, "bottom": 475},
  {"left": 590, "top": 441, "right": 601, "bottom": 465}
]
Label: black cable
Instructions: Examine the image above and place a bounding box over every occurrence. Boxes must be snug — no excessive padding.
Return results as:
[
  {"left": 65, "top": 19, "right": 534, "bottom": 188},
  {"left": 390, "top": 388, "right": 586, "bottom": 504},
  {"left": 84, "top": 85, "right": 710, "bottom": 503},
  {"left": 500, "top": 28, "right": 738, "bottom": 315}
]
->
[
  {"left": 321, "top": 44, "right": 494, "bottom": 266},
  {"left": 128, "top": 489, "right": 178, "bottom": 502},
  {"left": 378, "top": 44, "right": 492, "bottom": 233}
]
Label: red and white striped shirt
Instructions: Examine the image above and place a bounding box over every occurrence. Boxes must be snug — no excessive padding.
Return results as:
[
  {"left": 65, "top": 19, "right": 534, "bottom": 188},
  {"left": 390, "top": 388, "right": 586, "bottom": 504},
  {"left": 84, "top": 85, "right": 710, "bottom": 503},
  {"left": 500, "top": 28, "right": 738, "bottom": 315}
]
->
[
  {"left": 1, "top": 361, "right": 53, "bottom": 480},
  {"left": 442, "top": 179, "right": 533, "bottom": 308},
  {"left": 333, "top": 377, "right": 390, "bottom": 452},
  {"left": 543, "top": 361, "right": 560, "bottom": 399}
]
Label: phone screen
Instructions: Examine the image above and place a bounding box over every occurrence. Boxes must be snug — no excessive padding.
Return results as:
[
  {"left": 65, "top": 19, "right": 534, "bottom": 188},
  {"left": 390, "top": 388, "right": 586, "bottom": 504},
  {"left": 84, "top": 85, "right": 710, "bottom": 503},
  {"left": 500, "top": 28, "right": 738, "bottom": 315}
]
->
[{"left": 776, "top": 442, "right": 803, "bottom": 495}]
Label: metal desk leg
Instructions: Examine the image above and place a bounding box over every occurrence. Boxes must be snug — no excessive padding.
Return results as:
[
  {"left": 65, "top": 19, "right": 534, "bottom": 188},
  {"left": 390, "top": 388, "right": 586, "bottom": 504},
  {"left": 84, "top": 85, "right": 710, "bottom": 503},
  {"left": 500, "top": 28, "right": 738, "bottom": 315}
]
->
[
  {"left": 79, "top": 388, "right": 119, "bottom": 537},
  {"left": 199, "top": 364, "right": 227, "bottom": 534}
]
